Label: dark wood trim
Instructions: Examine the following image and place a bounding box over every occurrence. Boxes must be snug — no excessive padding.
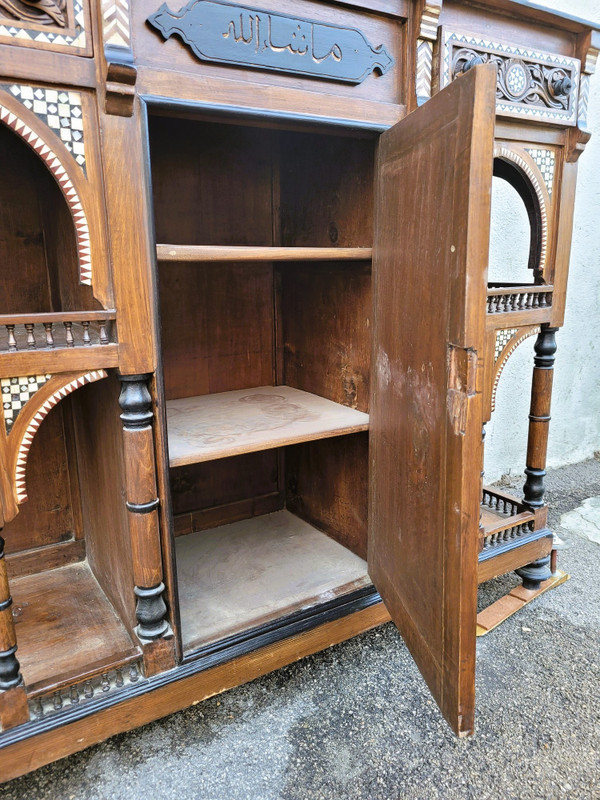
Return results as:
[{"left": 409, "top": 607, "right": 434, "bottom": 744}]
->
[
  {"left": 142, "top": 96, "right": 391, "bottom": 133},
  {"left": 182, "top": 585, "right": 382, "bottom": 664},
  {"left": 478, "top": 527, "right": 553, "bottom": 563}
]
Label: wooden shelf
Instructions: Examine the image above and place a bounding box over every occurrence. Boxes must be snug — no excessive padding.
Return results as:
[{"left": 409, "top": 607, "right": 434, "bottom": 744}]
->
[
  {"left": 156, "top": 244, "right": 373, "bottom": 262},
  {"left": 11, "top": 561, "right": 140, "bottom": 696},
  {"left": 167, "top": 385, "right": 369, "bottom": 467},
  {"left": 176, "top": 510, "right": 371, "bottom": 651}
]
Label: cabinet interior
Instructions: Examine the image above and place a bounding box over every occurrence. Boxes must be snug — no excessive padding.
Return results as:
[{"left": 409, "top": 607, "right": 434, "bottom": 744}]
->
[{"left": 149, "top": 113, "right": 376, "bottom": 652}]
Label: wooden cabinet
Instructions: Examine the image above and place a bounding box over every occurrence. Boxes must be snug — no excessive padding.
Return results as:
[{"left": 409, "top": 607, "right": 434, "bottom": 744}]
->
[{"left": 0, "top": 0, "right": 598, "bottom": 780}]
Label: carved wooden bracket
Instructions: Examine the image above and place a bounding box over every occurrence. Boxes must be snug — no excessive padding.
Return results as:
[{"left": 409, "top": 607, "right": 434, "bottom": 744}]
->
[{"left": 105, "top": 58, "right": 137, "bottom": 117}]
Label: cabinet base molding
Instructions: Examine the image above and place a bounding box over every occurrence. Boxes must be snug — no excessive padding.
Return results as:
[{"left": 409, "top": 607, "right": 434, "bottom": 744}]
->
[{"left": 0, "top": 601, "right": 390, "bottom": 784}]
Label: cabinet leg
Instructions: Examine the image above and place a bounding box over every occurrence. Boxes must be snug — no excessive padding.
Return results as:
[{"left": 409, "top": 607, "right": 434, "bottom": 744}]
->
[
  {"left": 119, "top": 374, "right": 174, "bottom": 674},
  {"left": 517, "top": 326, "right": 557, "bottom": 590}
]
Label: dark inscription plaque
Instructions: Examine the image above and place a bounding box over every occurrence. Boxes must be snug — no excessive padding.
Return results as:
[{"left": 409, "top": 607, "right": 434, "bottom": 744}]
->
[{"left": 147, "top": 0, "right": 394, "bottom": 84}]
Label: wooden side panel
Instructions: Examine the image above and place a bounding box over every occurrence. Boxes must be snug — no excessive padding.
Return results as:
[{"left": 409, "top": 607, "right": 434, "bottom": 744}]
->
[
  {"left": 369, "top": 65, "right": 495, "bottom": 736},
  {"left": 71, "top": 374, "right": 136, "bottom": 635},
  {"left": 286, "top": 433, "right": 369, "bottom": 560},
  {"left": 281, "top": 262, "right": 372, "bottom": 412}
]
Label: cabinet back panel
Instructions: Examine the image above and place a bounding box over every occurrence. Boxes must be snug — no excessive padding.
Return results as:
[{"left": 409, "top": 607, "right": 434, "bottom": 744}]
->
[
  {"left": 0, "top": 125, "right": 97, "bottom": 314},
  {"left": 279, "top": 132, "right": 374, "bottom": 247},
  {"left": 285, "top": 434, "right": 369, "bottom": 560},
  {"left": 2, "top": 404, "right": 78, "bottom": 554},
  {"left": 159, "top": 261, "right": 275, "bottom": 400},
  {"left": 0, "top": 125, "right": 53, "bottom": 314},
  {"left": 149, "top": 117, "right": 275, "bottom": 246},
  {"left": 170, "top": 450, "right": 280, "bottom": 516},
  {"left": 282, "top": 263, "right": 371, "bottom": 412}
]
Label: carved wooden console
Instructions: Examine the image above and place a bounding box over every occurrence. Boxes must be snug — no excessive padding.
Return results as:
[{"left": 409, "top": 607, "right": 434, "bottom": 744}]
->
[{"left": 0, "top": 0, "right": 597, "bottom": 781}]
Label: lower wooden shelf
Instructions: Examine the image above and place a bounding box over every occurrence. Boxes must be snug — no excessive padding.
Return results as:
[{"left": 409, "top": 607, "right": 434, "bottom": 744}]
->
[
  {"left": 11, "top": 561, "right": 140, "bottom": 696},
  {"left": 176, "top": 509, "right": 371, "bottom": 653},
  {"left": 166, "top": 385, "right": 369, "bottom": 466}
]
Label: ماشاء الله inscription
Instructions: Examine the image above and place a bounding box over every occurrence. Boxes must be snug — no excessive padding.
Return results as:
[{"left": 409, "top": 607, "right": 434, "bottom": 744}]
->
[{"left": 147, "top": 0, "right": 394, "bottom": 84}]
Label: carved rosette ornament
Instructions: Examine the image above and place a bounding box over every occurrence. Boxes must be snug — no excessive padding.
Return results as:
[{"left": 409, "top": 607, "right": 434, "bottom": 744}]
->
[{"left": 442, "top": 31, "right": 579, "bottom": 124}]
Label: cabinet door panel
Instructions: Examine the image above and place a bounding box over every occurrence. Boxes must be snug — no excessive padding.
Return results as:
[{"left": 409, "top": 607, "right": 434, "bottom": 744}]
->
[{"left": 368, "top": 64, "right": 496, "bottom": 736}]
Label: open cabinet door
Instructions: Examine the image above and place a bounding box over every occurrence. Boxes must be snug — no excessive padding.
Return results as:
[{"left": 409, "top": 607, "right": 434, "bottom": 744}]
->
[{"left": 368, "top": 64, "right": 496, "bottom": 736}]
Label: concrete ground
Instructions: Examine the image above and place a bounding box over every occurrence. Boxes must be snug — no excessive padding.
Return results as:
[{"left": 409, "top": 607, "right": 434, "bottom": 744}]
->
[{"left": 1, "top": 459, "right": 599, "bottom": 800}]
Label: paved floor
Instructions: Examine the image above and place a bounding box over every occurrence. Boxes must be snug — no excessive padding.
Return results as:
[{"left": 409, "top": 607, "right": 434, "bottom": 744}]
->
[{"left": 1, "top": 459, "right": 599, "bottom": 800}]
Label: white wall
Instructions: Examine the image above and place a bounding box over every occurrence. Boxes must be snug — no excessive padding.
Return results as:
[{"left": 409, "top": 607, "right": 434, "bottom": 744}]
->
[{"left": 484, "top": 0, "right": 600, "bottom": 481}]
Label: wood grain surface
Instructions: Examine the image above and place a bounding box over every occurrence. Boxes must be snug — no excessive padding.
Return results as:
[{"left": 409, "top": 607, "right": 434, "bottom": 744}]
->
[{"left": 166, "top": 385, "right": 369, "bottom": 466}]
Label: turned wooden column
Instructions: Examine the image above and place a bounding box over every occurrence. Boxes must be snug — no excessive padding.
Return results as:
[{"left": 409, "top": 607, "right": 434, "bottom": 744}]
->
[
  {"left": 118, "top": 375, "right": 170, "bottom": 642},
  {"left": 0, "top": 534, "right": 28, "bottom": 729},
  {"left": 516, "top": 325, "right": 557, "bottom": 589}
]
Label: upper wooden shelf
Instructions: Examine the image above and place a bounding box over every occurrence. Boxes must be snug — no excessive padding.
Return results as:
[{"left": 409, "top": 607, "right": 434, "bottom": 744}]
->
[
  {"left": 156, "top": 245, "right": 373, "bottom": 262},
  {"left": 166, "top": 385, "right": 369, "bottom": 467}
]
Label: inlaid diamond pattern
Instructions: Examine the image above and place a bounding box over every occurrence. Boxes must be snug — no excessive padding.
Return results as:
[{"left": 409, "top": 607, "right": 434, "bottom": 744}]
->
[
  {"left": 6, "top": 84, "right": 86, "bottom": 171},
  {"left": 1, "top": 374, "right": 52, "bottom": 434},
  {"left": 526, "top": 148, "right": 555, "bottom": 196},
  {"left": 495, "top": 328, "right": 518, "bottom": 360}
]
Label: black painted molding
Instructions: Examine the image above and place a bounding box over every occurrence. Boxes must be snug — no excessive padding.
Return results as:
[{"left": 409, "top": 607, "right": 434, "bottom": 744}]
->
[{"left": 0, "top": 586, "right": 382, "bottom": 748}]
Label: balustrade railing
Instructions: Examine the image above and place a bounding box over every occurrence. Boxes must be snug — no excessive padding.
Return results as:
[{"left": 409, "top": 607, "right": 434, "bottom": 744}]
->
[
  {"left": 486, "top": 284, "right": 553, "bottom": 314},
  {"left": 0, "top": 311, "right": 116, "bottom": 353}
]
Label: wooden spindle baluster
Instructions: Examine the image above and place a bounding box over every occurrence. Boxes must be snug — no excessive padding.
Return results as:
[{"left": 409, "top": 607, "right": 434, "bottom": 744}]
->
[
  {"left": 82, "top": 321, "right": 91, "bottom": 346},
  {"left": 517, "top": 325, "right": 557, "bottom": 589},
  {"left": 119, "top": 375, "right": 174, "bottom": 675},
  {"left": 0, "top": 533, "right": 28, "bottom": 730},
  {"left": 44, "top": 322, "right": 54, "bottom": 349},
  {"left": 64, "top": 321, "right": 74, "bottom": 347},
  {"left": 6, "top": 325, "right": 17, "bottom": 352},
  {"left": 99, "top": 320, "right": 109, "bottom": 345},
  {"left": 24, "top": 324, "right": 35, "bottom": 349}
]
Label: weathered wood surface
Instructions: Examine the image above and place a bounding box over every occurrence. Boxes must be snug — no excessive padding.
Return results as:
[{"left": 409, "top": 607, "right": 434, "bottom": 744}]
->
[
  {"left": 166, "top": 385, "right": 369, "bottom": 466},
  {"left": 369, "top": 64, "right": 496, "bottom": 737}
]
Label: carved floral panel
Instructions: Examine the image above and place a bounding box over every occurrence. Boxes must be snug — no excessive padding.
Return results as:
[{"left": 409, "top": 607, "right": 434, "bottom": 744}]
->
[{"left": 442, "top": 30, "right": 580, "bottom": 125}]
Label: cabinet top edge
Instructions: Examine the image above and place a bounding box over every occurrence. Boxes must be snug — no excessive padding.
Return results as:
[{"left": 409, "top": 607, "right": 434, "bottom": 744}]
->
[{"left": 462, "top": 0, "right": 600, "bottom": 34}]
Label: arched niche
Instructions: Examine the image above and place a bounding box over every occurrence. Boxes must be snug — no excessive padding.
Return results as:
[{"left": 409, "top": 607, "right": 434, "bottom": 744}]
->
[
  {"left": 488, "top": 156, "right": 545, "bottom": 286},
  {"left": 0, "top": 122, "right": 100, "bottom": 314}
]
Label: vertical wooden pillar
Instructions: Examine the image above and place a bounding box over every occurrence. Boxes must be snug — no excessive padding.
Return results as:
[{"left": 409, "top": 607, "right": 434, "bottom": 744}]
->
[
  {"left": 119, "top": 374, "right": 174, "bottom": 674},
  {"left": 517, "top": 325, "right": 557, "bottom": 589},
  {"left": 0, "top": 534, "right": 28, "bottom": 730}
]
